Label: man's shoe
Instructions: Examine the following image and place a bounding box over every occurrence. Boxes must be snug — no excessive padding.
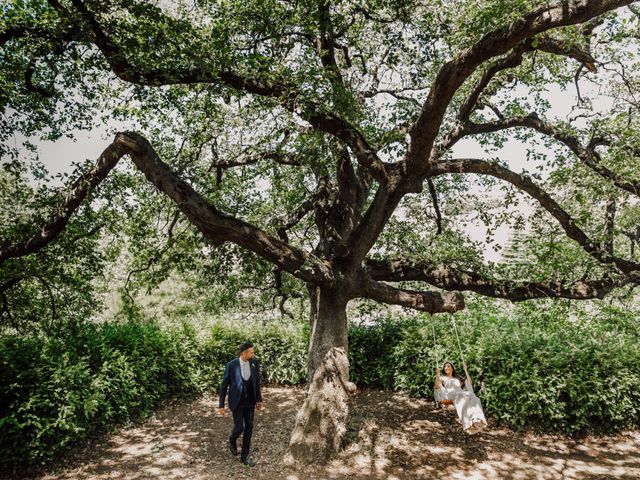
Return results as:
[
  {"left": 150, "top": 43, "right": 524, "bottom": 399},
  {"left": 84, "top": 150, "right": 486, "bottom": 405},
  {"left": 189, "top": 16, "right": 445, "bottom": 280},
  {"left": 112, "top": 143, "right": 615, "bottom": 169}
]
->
[
  {"left": 229, "top": 442, "right": 239, "bottom": 456},
  {"left": 241, "top": 456, "right": 256, "bottom": 467}
]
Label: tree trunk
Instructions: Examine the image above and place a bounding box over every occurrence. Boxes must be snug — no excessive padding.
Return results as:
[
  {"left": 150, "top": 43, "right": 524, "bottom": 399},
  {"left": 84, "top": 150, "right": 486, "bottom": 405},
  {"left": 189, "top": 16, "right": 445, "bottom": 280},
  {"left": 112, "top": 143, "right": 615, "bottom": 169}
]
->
[
  {"left": 284, "top": 286, "right": 356, "bottom": 465},
  {"left": 306, "top": 286, "right": 349, "bottom": 382}
]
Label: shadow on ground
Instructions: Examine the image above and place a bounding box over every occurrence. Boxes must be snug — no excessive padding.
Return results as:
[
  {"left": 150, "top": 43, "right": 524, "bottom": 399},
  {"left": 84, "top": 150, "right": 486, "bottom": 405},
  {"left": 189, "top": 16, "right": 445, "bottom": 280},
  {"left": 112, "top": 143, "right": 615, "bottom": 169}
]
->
[{"left": 11, "top": 386, "right": 640, "bottom": 480}]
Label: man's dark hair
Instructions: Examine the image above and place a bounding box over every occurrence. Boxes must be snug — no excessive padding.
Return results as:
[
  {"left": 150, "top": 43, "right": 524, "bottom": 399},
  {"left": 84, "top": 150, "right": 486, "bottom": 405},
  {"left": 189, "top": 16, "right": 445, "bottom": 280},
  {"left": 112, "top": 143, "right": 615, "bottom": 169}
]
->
[{"left": 239, "top": 342, "right": 253, "bottom": 354}]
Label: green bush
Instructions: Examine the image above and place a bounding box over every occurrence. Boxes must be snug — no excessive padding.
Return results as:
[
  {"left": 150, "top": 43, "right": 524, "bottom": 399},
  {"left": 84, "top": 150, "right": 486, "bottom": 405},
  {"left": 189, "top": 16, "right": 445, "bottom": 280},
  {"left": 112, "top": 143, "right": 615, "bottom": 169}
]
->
[
  {"left": 349, "top": 317, "right": 405, "bottom": 389},
  {"left": 0, "top": 320, "right": 206, "bottom": 471},
  {"left": 348, "top": 302, "right": 640, "bottom": 434},
  {"left": 253, "top": 323, "right": 308, "bottom": 384},
  {"left": 471, "top": 308, "right": 640, "bottom": 433},
  {"left": 2, "top": 301, "right": 640, "bottom": 472},
  {"left": 200, "top": 320, "right": 308, "bottom": 386}
]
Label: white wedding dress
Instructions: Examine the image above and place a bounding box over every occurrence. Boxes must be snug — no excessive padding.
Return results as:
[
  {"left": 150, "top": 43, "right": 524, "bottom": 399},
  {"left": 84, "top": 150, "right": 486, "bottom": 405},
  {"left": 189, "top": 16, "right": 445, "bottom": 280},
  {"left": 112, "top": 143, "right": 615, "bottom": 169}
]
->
[{"left": 434, "top": 376, "right": 487, "bottom": 433}]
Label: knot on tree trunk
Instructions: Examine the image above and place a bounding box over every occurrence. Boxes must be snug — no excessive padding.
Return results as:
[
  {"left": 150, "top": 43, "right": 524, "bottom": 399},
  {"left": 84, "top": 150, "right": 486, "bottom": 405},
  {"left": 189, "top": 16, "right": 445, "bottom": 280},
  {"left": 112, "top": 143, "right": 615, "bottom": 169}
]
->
[{"left": 284, "top": 347, "right": 355, "bottom": 465}]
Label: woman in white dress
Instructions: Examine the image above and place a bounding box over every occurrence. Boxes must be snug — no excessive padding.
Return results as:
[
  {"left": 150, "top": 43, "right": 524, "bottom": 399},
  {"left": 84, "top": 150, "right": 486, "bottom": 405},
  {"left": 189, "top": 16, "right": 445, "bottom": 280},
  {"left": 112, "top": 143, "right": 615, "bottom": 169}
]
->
[{"left": 434, "top": 361, "right": 487, "bottom": 434}]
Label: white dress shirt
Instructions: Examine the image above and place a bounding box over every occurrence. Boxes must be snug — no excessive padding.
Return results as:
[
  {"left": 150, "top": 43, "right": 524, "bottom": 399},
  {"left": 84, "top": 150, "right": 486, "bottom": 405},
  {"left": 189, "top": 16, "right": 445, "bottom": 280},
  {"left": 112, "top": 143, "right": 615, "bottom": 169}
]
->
[{"left": 239, "top": 357, "right": 251, "bottom": 381}]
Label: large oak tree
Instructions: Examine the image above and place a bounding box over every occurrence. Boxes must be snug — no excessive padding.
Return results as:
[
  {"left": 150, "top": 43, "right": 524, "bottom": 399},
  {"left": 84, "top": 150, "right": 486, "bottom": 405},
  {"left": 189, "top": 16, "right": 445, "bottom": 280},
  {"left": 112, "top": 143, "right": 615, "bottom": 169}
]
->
[{"left": 2, "top": 0, "right": 640, "bottom": 463}]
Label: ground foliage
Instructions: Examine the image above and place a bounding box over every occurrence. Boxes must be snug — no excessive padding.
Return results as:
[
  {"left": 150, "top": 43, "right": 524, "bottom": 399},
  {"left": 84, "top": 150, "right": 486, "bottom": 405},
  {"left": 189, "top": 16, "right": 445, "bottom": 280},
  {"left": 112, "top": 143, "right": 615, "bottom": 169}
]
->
[{"left": 2, "top": 298, "right": 639, "bottom": 471}]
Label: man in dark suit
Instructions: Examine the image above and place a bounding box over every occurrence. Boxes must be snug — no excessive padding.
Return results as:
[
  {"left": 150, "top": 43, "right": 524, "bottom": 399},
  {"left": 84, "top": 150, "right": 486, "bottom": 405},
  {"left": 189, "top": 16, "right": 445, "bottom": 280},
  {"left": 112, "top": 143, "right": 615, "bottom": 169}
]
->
[{"left": 217, "top": 342, "right": 263, "bottom": 467}]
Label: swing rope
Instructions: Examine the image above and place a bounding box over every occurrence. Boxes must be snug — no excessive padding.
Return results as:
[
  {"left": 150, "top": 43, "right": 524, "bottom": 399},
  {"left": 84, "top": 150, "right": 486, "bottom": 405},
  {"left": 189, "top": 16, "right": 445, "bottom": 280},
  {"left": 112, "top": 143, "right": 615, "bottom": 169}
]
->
[
  {"left": 431, "top": 317, "right": 440, "bottom": 370},
  {"left": 431, "top": 312, "right": 470, "bottom": 381},
  {"left": 449, "top": 312, "right": 470, "bottom": 381}
]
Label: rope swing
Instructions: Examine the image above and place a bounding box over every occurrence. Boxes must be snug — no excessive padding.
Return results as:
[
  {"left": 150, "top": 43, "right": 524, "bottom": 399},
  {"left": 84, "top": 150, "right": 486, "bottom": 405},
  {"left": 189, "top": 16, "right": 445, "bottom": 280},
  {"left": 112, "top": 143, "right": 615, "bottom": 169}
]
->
[
  {"left": 430, "top": 312, "right": 469, "bottom": 380},
  {"left": 449, "top": 312, "right": 469, "bottom": 380},
  {"left": 433, "top": 313, "right": 488, "bottom": 432},
  {"left": 430, "top": 317, "right": 440, "bottom": 370}
]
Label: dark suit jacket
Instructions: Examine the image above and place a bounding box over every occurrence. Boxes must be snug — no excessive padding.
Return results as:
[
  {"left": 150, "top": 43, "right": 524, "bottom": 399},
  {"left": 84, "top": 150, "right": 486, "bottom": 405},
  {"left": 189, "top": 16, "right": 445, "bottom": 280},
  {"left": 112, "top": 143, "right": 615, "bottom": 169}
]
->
[{"left": 218, "top": 357, "right": 262, "bottom": 411}]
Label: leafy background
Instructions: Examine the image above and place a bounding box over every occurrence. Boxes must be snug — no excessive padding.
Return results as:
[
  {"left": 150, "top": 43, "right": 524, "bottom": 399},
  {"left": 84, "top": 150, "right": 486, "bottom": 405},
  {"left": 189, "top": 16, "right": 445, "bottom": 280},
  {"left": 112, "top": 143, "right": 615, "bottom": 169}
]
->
[{"left": 2, "top": 296, "right": 639, "bottom": 471}]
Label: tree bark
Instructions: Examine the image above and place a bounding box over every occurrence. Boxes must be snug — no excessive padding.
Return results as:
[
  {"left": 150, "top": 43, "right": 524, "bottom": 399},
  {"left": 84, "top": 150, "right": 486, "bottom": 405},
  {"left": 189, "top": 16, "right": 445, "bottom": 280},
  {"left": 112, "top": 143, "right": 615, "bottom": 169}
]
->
[
  {"left": 306, "top": 286, "right": 349, "bottom": 382},
  {"left": 285, "top": 286, "right": 356, "bottom": 465}
]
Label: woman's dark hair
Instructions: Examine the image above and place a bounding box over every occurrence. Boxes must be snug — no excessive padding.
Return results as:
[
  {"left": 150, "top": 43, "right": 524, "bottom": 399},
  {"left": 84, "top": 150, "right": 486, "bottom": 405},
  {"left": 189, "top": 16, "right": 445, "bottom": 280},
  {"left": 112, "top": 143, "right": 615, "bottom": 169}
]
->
[
  {"left": 442, "top": 361, "right": 465, "bottom": 389},
  {"left": 442, "top": 361, "right": 456, "bottom": 377}
]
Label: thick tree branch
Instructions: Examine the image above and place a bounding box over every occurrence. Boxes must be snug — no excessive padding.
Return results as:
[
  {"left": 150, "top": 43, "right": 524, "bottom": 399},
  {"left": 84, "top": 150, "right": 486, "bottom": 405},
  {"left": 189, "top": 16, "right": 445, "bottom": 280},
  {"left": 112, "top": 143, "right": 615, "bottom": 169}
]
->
[
  {"left": 167, "top": 212, "right": 180, "bottom": 240},
  {"left": 116, "top": 132, "right": 333, "bottom": 285},
  {"left": 536, "top": 35, "right": 598, "bottom": 72},
  {"left": 69, "top": 0, "right": 280, "bottom": 93},
  {"left": 316, "top": 0, "right": 345, "bottom": 86},
  {"left": 427, "top": 158, "right": 640, "bottom": 274},
  {"left": 442, "top": 37, "right": 595, "bottom": 155},
  {"left": 342, "top": 184, "right": 404, "bottom": 267},
  {"left": 310, "top": 175, "right": 334, "bottom": 253},
  {"left": 0, "top": 24, "right": 43, "bottom": 46},
  {"left": 329, "top": 149, "right": 370, "bottom": 246},
  {"left": 427, "top": 178, "right": 443, "bottom": 234},
  {"left": 458, "top": 42, "right": 532, "bottom": 122},
  {"left": 406, "top": 0, "right": 634, "bottom": 175},
  {"left": 464, "top": 114, "right": 640, "bottom": 196},
  {"left": 605, "top": 198, "right": 616, "bottom": 257},
  {"left": 0, "top": 141, "right": 127, "bottom": 266},
  {"left": 365, "top": 258, "right": 633, "bottom": 301},
  {"left": 68, "top": 0, "right": 388, "bottom": 185},
  {"left": 303, "top": 114, "right": 389, "bottom": 184},
  {"left": 456, "top": 34, "right": 596, "bottom": 126},
  {"left": 360, "top": 276, "right": 465, "bottom": 313},
  {"left": 1, "top": 133, "right": 334, "bottom": 285},
  {"left": 623, "top": 225, "right": 640, "bottom": 258},
  {"left": 24, "top": 65, "right": 56, "bottom": 97},
  {"left": 0, "top": 15, "right": 81, "bottom": 46}
]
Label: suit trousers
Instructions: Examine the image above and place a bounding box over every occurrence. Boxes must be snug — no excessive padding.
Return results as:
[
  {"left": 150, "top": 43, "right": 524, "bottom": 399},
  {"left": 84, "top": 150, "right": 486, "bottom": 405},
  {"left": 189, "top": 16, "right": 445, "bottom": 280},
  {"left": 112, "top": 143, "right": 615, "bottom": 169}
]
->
[{"left": 230, "top": 404, "right": 255, "bottom": 458}]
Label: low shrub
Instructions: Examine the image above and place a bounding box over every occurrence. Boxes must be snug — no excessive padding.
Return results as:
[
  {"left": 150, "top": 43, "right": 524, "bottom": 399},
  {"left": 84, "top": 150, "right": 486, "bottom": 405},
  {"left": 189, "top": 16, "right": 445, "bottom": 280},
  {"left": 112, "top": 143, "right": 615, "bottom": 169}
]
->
[
  {"left": 348, "top": 302, "right": 640, "bottom": 434},
  {"left": 2, "top": 300, "right": 639, "bottom": 471},
  {"left": 0, "top": 320, "right": 205, "bottom": 470}
]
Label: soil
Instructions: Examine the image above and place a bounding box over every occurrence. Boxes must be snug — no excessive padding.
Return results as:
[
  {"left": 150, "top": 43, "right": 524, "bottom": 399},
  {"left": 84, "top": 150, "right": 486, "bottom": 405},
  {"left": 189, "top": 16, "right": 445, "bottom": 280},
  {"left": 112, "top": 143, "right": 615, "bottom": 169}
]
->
[{"left": 7, "top": 386, "right": 640, "bottom": 480}]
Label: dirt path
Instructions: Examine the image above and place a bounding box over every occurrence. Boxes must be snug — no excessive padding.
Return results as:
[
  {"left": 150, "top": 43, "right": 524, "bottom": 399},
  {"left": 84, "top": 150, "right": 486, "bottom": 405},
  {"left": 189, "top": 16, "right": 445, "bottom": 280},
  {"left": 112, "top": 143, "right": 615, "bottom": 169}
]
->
[{"left": 10, "top": 386, "right": 640, "bottom": 480}]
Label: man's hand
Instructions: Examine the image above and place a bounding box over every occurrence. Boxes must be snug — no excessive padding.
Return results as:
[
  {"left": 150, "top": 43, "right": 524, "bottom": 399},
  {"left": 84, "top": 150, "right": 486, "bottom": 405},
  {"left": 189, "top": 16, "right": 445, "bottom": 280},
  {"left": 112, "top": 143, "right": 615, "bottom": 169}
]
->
[
  {"left": 217, "top": 407, "right": 226, "bottom": 416},
  {"left": 256, "top": 402, "right": 264, "bottom": 412}
]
